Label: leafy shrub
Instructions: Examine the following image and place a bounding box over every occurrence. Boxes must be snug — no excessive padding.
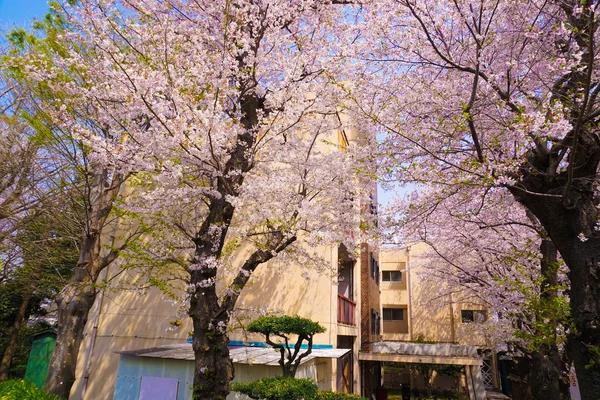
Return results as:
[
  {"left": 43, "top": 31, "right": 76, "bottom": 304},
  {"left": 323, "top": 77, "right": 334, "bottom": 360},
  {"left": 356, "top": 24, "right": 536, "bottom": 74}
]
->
[
  {"left": 0, "top": 380, "right": 60, "bottom": 400},
  {"left": 231, "top": 376, "right": 319, "bottom": 400},
  {"left": 317, "top": 391, "right": 367, "bottom": 400}
]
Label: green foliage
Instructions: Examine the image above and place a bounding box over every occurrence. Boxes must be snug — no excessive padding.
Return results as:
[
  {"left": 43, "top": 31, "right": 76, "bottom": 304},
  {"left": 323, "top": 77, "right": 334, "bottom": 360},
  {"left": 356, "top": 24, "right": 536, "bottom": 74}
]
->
[
  {"left": 247, "top": 315, "right": 326, "bottom": 337},
  {"left": 412, "top": 334, "right": 436, "bottom": 344},
  {"left": 231, "top": 376, "right": 318, "bottom": 400},
  {"left": 0, "top": 380, "right": 60, "bottom": 400},
  {"left": 0, "top": 208, "right": 77, "bottom": 380},
  {"left": 317, "top": 391, "right": 367, "bottom": 400},
  {"left": 232, "top": 377, "right": 367, "bottom": 400}
]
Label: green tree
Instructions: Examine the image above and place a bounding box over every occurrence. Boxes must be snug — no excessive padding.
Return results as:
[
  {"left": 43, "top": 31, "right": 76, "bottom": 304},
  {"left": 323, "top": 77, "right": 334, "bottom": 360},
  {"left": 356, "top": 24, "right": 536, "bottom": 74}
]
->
[
  {"left": 0, "top": 204, "right": 78, "bottom": 381},
  {"left": 247, "top": 315, "right": 326, "bottom": 378}
]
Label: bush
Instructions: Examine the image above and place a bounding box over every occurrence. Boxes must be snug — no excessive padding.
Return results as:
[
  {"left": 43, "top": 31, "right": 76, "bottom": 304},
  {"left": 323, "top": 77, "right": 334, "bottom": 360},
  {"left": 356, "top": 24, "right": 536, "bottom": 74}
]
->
[
  {"left": 317, "top": 391, "right": 367, "bottom": 400},
  {"left": 231, "top": 376, "right": 368, "bottom": 400},
  {"left": 0, "top": 380, "right": 60, "bottom": 400},
  {"left": 231, "top": 376, "right": 319, "bottom": 400}
]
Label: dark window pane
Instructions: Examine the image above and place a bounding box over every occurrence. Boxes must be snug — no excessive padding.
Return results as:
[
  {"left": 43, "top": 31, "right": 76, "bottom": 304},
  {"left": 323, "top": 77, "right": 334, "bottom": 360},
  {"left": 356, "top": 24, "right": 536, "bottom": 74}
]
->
[
  {"left": 382, "top": 271, "right": 402, "bottom": 282},
  {"left": 383, "top": 308, "right": 393, "bottom": 320},
  {"left": 383, "top": 308, "right": 404, "bottom": 321},
  {"left": 462, "top": 310, "right": 487, "bottom": 323},
  {"left": 461, "top": 310, "right": 474, "bottom": 323},
  {"left": 392, "top": 309, "right": 403, "bottom": 320}
]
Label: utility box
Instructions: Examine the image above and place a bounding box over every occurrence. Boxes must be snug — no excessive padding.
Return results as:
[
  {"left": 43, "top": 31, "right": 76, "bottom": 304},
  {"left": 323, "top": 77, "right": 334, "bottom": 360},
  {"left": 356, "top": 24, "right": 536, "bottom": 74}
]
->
[{"left": 24, "top": 330, "right": 57, "bottom": 387}]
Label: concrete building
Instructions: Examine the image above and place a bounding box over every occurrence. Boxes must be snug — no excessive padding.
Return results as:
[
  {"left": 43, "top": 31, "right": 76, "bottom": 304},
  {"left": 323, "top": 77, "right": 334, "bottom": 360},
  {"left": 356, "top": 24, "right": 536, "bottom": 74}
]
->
[
  {"left": 369, "top": 243, "right": 500, "bottom": 398},
  {"left": 68, "top": 241, "right": 380, "bottom": 399},
  {"left": 64, "top": 119, "right": 491, "bottom": 399}
]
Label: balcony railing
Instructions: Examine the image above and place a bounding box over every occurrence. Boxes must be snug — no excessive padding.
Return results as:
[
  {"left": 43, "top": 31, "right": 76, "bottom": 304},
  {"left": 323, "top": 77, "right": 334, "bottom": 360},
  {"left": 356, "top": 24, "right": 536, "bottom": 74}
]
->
[{"left": 338, "top": 294, "right": 356, "bottom": 326}]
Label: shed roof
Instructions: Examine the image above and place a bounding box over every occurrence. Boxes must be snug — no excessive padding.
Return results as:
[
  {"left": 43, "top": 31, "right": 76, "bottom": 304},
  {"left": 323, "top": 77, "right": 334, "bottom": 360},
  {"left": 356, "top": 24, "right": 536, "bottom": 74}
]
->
[{"left": 117, "top": 344, "right": 350, "bottom": 366}]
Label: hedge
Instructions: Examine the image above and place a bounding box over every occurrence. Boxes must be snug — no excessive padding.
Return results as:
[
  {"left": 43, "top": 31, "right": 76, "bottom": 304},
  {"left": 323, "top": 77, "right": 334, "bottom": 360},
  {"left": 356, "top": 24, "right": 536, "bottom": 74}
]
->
[{"left": 231, "top": 376, "right": 367, "bottom": 400}]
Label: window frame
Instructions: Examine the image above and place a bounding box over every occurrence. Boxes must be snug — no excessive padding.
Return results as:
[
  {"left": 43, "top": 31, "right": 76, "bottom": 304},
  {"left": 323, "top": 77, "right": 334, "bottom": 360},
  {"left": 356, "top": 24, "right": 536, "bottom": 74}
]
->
[
  {"left": 461, "top": 309, "right": 487, "bottom": 323},
  {"left": 383, "top": 307, "right": 404, "bottom": 321},
  {"left": 382, "top": 270, "right": 402, "bottom": 282}
]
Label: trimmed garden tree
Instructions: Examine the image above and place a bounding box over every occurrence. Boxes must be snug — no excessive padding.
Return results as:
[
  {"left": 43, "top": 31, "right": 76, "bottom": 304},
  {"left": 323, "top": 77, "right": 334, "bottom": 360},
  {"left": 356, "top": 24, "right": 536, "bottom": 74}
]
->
[{"left": 247, "top": 315, "right": 326, "bottom": 378}]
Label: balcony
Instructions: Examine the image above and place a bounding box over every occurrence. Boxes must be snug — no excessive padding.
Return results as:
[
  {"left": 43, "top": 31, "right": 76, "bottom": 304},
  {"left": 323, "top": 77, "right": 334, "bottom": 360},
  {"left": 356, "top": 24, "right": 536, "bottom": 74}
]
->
[{"left": 338, "top": 294, "right": 356, "bottom": 326}]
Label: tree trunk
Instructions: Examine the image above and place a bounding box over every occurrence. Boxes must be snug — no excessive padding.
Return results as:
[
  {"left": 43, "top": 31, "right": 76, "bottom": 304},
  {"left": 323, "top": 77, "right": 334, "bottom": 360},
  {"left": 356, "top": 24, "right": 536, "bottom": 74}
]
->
[
  {"left": 526, "top": 239, "right": 568, "bottom": 400},
  {"left": 512, "top": 180, "right": 600, "bottom": 397},
  {"left": 530, "top": 346, "right": 566, "bottom": 400},
  {"left": 0, "top": 294, "right": 30, "bottom": 382},
  {"left": 45, "top": 270, "right": 96, "bottom": 399},
  {"left": 189, "top": 282, "right": 233, "bottom": 400},
  {"left": 44, "top": 168, "right": 122, "bottom": 399}
]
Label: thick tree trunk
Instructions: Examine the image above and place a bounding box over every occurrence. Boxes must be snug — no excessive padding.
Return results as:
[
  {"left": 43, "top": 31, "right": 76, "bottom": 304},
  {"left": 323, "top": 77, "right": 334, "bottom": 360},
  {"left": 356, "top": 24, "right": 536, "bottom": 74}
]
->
[
  {"left": 189, "top": 281, "right": 233, "bottom": 400},
  {"left": 0, "top": 294, "right": 30, "bottom": 382},
  {"left": 44, "top": 169, "right": 122, "bottom": 399},
  {"left": 512, "top": 180, "right": 600, "bottom": 397},
  {"left": 527, "top": 239, "right": 568, "bottom": 400},
  {"left": 45, "top": 273, "right": 96, "bottom": 399},
  {"left": 529, "top": 346, "right": 566, "bottom": 400}
]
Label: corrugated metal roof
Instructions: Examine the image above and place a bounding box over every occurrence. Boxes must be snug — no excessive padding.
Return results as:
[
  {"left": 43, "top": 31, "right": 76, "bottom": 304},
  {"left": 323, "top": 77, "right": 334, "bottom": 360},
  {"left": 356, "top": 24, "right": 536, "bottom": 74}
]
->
[{"left": 117, "top": 344, "right": 350, "bottom": 366}]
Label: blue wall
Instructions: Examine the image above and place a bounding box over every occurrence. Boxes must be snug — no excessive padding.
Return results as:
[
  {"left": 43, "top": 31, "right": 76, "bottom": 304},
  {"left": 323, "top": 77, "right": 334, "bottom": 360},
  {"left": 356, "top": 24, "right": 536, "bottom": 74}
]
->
[{"left": 113, "top": 355, "right": 194, "bottom": 400}]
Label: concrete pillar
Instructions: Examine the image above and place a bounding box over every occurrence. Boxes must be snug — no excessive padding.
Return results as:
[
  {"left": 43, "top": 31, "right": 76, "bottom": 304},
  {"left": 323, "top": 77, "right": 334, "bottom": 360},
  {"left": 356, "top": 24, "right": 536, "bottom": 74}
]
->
[
  {"left": 466, "top": 366, "right": 475, "bottom": 400},
  {"left": 466, "top": 365, "right": 487, "bottom": 400}
]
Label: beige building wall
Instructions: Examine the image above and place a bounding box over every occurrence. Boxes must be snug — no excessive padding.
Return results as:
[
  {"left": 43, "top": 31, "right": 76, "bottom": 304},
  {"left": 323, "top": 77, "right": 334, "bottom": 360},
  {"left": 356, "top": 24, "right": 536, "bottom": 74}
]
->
[
  {"left": 380, "top": 243, "right": 488, "bottom": 347},
  {"left": 70, "top": 243, "right": 366, "bottom": 399}
]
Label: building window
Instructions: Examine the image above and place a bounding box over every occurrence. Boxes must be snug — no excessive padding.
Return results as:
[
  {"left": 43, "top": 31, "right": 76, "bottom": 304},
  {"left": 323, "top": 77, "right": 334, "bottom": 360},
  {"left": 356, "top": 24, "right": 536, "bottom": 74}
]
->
[
  {"left": 461, "top": 310, "right": 487, "bottom": 323},
  {"left": 370, "top": 253, "right": 380, "bottom": 285},
  {"left": 382, "top": 270, "right": 402, "bottom": 282},
  {"left": 371, "top": 309, "right": 380, "bottom": 335},
  {"left": 383, "top": 308, "right": 404, "bottom": 321}
]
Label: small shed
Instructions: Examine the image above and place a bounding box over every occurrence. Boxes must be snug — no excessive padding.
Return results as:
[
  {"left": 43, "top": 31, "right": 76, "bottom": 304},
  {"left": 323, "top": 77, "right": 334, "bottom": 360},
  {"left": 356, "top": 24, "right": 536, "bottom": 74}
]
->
[
  {"left": 113, "top": 343, "right": 350, "bottom": 400},
  {"left": 24, "top": 329, "right": 57, "bottom": 388}
]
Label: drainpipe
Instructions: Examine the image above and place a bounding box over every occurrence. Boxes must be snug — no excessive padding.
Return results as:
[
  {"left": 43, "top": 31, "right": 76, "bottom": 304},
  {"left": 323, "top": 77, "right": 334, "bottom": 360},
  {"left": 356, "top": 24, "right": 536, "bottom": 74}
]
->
[
  {"left": 449, "top": 292, "right": 456, "bottom": 343},
  {"left": 406, "top": 246, "right": 413, "bottom": 342},
  {"left": 406, "top": 246, "right": 415, "bottom": 393}
]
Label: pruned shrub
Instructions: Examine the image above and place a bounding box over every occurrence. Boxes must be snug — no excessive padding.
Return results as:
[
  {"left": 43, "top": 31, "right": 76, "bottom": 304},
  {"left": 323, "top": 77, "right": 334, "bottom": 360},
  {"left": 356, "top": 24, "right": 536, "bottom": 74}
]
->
[
  {"left": 231, "top": 376, "right": 369, "bottom": 400},
  {"left": 231, "top": 376, "right": 318, "bottom": 400}
]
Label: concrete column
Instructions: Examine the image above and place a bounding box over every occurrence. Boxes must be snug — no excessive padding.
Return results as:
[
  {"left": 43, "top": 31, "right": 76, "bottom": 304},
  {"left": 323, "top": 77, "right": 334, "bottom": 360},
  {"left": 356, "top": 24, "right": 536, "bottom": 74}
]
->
[
  {"left": 466, "top": 365, "right": 487, "bottom": 400},
  {"left": 465, "top": 365, "right": 475, "bottom": 400}
]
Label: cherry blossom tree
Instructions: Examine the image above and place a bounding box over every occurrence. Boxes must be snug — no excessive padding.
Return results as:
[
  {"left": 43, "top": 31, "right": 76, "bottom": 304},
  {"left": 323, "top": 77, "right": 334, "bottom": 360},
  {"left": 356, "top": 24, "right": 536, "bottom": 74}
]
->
[
  {"left": 350, "top": 0, "right": 600, "bottom": 395},
  {"left": 5, "top": 15, "right": 143, "bottom": 398},
  {"left": 385, "top": 186, "right": 570, "bottom": 398},
  {"left": 8, "top": 1, "right": 371, "bottom": 398}
]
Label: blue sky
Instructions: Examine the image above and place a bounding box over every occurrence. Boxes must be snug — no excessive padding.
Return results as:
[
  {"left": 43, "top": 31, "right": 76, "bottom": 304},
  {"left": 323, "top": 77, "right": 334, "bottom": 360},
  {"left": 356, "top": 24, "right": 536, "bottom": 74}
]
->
[{"left": 0, "top": 0, "right": 49, "bottom": 30}]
